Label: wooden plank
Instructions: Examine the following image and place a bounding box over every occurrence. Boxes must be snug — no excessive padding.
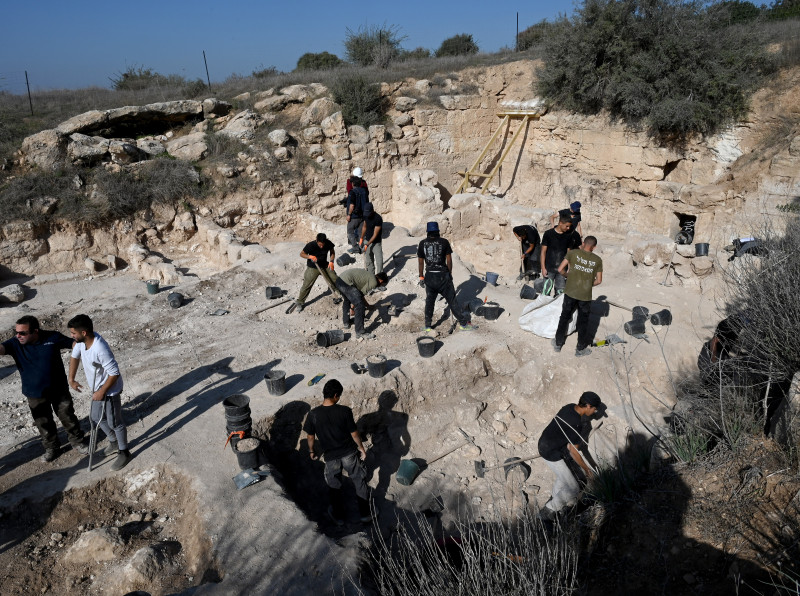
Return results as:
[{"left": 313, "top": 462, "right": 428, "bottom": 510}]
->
[
  {"left": 456, "top": 115, "right": 510, "bottom": 194},
  {"left": 480, "top": 115, "right": 530, "bottom": 193}
]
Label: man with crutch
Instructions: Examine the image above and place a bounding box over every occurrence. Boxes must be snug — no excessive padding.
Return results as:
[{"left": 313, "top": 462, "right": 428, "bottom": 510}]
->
[{"left": 68, "top": 314, "right": 131, "bottom": 471}]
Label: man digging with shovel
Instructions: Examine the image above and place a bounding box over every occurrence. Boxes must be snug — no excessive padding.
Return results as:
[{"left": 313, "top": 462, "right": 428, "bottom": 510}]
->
[
  {"left": 68, "top": 314, "right": 132, "bottom": 471},
  {"left": 290, "top": 233, "right": 340, "bottom": 313},
  {"left": 335, "top": 269, "right": 389, "bottom": 340},
  {"left": 537, "top": 391, "right": 601, "bottom": 521}
]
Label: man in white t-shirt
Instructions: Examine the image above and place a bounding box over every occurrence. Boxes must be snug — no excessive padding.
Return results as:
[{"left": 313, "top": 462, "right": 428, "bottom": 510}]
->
[{"left": 67, "top": 314, "right": 131, "bottom": 471}]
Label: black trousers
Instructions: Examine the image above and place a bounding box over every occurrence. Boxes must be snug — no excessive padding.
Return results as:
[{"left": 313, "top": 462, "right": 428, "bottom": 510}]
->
[
  {"left": 27, "top": 386, "right": 85, "bottom": 450},
  {"left": 424, "top": 271, "right": 469, "bottom": 327},
  {"left": 335, "top": 278, "right": 366, "bottom": 334},
  {"left": 555, "top": 294, "right": 593, "bottom": 350}
]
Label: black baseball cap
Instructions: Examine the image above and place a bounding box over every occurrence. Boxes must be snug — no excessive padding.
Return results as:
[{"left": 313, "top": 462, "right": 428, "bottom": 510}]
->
[{"left": 579, "top": 391, "right": 602, "bottom": 408}]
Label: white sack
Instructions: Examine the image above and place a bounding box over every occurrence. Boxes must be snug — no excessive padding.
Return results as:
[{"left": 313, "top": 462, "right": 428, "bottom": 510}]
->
[{"left": 518, "top": 293, "right": 577, "bottom": 339}]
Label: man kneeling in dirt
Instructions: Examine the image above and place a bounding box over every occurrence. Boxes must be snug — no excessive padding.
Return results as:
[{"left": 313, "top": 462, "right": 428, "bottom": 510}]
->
[
  {"left": 304, "top": 379, "right": 372, "bottom": 525},
  {"left": 537, "top": 392, "right": 601, "bottom": 520},
  {"left": 335, "top": 268, "right": 388, "bottom": 340},
  {"left": 68, "top": 314, "right": 132, "bottom": 471},
  {"left": 1, "top": 315, "right": 88, "bottom": 462}
]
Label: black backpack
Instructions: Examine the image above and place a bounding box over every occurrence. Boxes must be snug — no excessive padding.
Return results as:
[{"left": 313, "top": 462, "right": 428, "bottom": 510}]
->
[{"left": 348, "top": 185, "right": 368, "bottom": 217}]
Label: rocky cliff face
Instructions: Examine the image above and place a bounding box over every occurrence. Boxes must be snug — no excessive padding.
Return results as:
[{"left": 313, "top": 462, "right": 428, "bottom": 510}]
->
[{"left": 5, "top": 60, "right": 799, "bottom": 278}]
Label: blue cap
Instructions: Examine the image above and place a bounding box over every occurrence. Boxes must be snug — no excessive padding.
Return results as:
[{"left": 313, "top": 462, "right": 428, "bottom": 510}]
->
[
  {"left": 570, "top": 201, "right": 582, "bottom": 212},
  {"left": 363, "top": 202, "right": 374, "bottom": 216},
  {"left": 426, "top": 221, "right": 439, "bottom": 232}
]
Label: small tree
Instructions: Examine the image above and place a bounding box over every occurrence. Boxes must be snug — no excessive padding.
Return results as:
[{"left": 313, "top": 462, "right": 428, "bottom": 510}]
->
[
  {"left": 296, "top": 51, "right": 343, "bottom": 71},
  {"left": 344, "top": 24, "right": 406, "bottom": 67},
  {"left": 252, "top": 65, "right": 279, "bottom": 79},
  {"left": 435, "top": 33, "right": 479, "bottom": 57},
  {"left": 110, "top": 65, "right": 169, "bottom": 91}
]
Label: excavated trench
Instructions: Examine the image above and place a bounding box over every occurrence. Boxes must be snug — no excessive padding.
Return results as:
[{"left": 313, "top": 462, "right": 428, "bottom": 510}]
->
[{"left": 0, "top": 466, "right": 220, "bottom": 596}]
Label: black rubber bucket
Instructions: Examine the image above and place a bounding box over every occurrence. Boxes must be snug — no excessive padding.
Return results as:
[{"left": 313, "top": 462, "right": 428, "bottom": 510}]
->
[
  {"left": 695, "top": 243, "right": 709, "bottom": 257},
  {"left": 167, "top": 292, "right": 183, "bottom": 308},
  {"left": 367, "top": 354, "right": 387, "bottom": 378},
  {"left": 226, "top": 416, "right": 253, "bottom": 433},
  {"left": 317, "top": 330, "right": 345, "bottom": 347},
  {"left": 223, "top": 394, "right": 251, "bottom": 418},
  {"left": 631, "top": 306, "right": 650, "bottom": 320},
  {"left": 520, "top": 284, "right": 537, "bottom": 300},
  {"left": 264, "top": 370, "right": 286, "bottom": 396},
  {"left": 235, "top": 438, "right": 261, "bottom": 470},
  {"left": 624, "top": 318, "right": 647, "bottom": 336},
  {"left": 482, "top": 302, "right": 500, "bottom": 321},
  {"left": 265, "top": 286, "right": 279, "bottom": 299},
  {"left": 416, "top": 336, "right": 436, "bottom": 358},
  {"left": 336, "top": 254, "right": 355, "bottom": 267},
  {"left": 650, "top": 309, "right": 673, "bottom": 326}
]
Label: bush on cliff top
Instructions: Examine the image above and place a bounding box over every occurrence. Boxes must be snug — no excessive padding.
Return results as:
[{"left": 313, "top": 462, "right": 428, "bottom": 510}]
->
[{"left": 537, "top": 0, "right": 775, "bottom": 138}]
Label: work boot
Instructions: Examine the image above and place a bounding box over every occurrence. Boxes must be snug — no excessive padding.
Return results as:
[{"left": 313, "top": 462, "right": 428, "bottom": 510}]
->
[
  {"left": 41, "top": 448, "right": 59, "bottom": 463},
  {"left": 343, "top": 320, "right": 351, "bottom": 330},
  {"left": 295, "top": 300, "right": 304, "bottom": 312},
  {"left": 111, "top": 449, "right": 132, "bottom": 471},
  {"left": 575, "top": 347, "right": 592, "bottom": 357},
  {"left": 551, "top": 338, "right": 562, "bottom": 353},
  {"left": 458, "top": 323, "right": 476, "bottom": 331},
  {"left": 422, "top": 326, "right": 433, "bottom": 333},
  {"left": 356, "top": 332, "right": 376, "bottom": 340},
  {"left": 104, "top": 440, "right": 119, "bottom": 457}
]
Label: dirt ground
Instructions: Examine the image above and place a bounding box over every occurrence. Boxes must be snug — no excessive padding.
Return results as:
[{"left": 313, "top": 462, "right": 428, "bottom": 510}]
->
[{"left": 0, "top": 221, "right": 775, "bottom": 594}]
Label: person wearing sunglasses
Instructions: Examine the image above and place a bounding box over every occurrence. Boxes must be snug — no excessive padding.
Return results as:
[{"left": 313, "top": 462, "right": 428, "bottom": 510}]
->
[{"left": 1, "top": 315, "right": 87, "bottom": 462}]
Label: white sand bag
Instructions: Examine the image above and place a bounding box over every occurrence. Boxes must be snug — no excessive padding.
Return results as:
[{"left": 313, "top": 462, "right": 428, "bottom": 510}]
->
[{"left": 518, "top": 293, "right": 577, "bottom": 339}]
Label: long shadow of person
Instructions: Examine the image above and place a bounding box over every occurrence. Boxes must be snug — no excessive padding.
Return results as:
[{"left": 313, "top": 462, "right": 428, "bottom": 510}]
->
[
  {"left": 357, "top": 390, "right": 411, "bottom": 498},
  {"left": 132, "top": 357, "right": 274, "bottom": 453}
]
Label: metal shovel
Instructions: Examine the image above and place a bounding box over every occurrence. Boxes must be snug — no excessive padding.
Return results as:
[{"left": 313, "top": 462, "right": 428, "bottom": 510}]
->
[{"left": 474, "top": 454, "right": 541, "bottom": 479}]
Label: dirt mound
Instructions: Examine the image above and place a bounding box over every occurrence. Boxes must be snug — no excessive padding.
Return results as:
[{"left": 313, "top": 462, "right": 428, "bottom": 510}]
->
[{"left": 0, "top": 465, "right": 220, "bottom": 595}]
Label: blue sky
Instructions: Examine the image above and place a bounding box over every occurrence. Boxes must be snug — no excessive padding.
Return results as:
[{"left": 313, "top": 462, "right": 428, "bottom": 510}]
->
[{"left": 0, "top": 0, "right": 576, "bottom": 93}]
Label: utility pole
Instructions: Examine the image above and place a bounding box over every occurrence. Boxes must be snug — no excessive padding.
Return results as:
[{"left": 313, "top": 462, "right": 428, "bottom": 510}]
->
[
  {"left": 25, "top": 71, "right": 33, "bottom": 115},
  {"left": 516, "top": 12, "right": 519, "bottom": 52},
  {"left": 203, "top": 51, "right": 211, "bottom": 90}
]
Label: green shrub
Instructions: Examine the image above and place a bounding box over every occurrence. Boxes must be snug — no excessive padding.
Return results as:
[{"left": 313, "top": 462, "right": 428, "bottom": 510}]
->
[
  {"left": 330, "top": 75, "right": 386, "bottom": 127},
  {"left": 0, "top": 167, "right": 86, "bottom": 225},
  {"left": 91, "top": 158, "right": 202, "bottom": 220},
  {"left": 400, "top": 47, "right": 432, "bottom": 61},
  {"left": 435, "top": 34, "right": 479, "bottom": 57},
  {"left": 344, "top": 24, "right": 406, "bottom": 67},
  {"left": 109, "top": 65, "right": 184, "bottom": 91},
  {"left": 517, "top": 19, "right": 564, "bottom": 51},
  {"left": 768, "top": 0, "right": 800, "bottom": 19},
  {"left": 252, "top": 65, "right": 279, "bottom": 79},
  {"left": 295, "top": 51, "right": 343, "bottom": 71},
  {"left": 537, "top": 0, "right": 775, "bottom": 138}
]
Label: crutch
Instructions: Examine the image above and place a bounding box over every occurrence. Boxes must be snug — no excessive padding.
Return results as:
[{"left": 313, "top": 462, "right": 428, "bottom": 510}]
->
[{"left": 87, "top": 363, "right": 103, "bottom": 472}]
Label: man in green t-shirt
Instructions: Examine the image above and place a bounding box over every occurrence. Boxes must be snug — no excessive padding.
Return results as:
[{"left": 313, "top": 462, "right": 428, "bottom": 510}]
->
[
  {"left": 335, "top": 268, "right": 389, "bottom": 340},
  {"left": 553, "top": 236, "right": 603, "bottom": 356}
]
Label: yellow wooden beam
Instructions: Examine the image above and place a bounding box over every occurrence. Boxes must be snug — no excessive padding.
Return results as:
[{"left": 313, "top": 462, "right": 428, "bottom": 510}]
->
[
  {"left": 480, "top": 115, "right": 530, "bottom": 193},
  {"left": 456, "top": 115, "right": 510, "bottom": 194}
]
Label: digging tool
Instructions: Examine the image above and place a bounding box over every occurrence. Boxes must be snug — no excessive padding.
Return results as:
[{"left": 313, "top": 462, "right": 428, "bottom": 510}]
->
[
  {"left": 285, "top": 301, "right": 298, "bottom": 314},
  {"left": 516, "top": 243, "right": 526, "bottom": 281},
  {"left": 314, "top": 261, "right": 342, "bottom": 304},
  {"left": 474, "top": 454, "right": 541, "bottom": 479},
  {"left": 253, "top": 298, "right": 292, "bottom": 315},
  {"left": 224, "top": 430, "right": 245, "bottom": 450},
  {"left": 605, "top": 300, "right": 632, "bottom": 312},
  {"left": 659, "top": 246, "right": 677, "bottom": 287},
  {"left": 396, "top": 438, "right": 472, "bottom": 486}
]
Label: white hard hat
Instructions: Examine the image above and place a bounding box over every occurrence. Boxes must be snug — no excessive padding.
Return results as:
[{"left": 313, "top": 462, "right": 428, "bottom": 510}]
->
[{"left": 352, "top": 167, "right": 363, "bottom": 178}]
